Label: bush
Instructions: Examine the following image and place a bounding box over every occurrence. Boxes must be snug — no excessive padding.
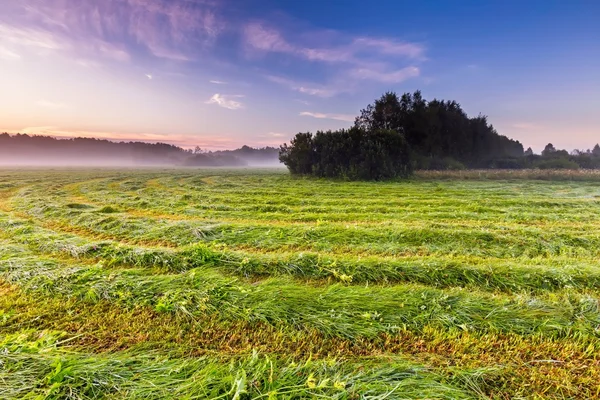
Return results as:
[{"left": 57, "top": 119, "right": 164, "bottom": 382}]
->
[
  {"left": 487, "top": 157, "right": 526, "bottom": 169},
  {"left": 534, "top": 158, "right": 580, "bottom": 170},
  {"left": 280, "top": 128, "right": 412, "bottom": 180}
]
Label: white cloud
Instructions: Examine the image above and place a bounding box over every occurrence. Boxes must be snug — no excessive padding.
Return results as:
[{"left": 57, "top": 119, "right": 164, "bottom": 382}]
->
[
  {"left": 205, "top": 93, "right": 245, "bottom": 110},
  {"left": 300, "top": 112, "right": 355, "bottom": 122},
  {"left": 145, "top": 74, "right": 153, "bottom": 80},
  {"left": 209, "top": 80, "right": 227, "bottom": 84}
]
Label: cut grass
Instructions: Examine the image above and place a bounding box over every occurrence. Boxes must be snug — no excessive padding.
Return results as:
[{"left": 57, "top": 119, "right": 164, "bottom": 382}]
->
[{"left": 2, "top": 168, "right": 600, "bottom": 398}]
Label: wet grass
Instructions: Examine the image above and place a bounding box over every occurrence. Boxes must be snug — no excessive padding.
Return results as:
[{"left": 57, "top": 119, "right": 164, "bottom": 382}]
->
[{"left": 1, "top": 168, "right": 600, "bottom": 398}]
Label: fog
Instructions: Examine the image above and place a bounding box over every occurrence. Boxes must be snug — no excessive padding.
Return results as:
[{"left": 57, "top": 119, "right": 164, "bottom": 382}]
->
[{"left": 0, "top": 134, "right": 281, "bottom": 168}]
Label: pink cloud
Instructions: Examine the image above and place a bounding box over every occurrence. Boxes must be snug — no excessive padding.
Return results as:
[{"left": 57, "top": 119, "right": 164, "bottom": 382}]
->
[
  {"left": 353, "top": 38, "right": 425, "bottom": 59},
  {"left": 243, "top": 22, "right": 425, "bottom": 65},
  {"left": 267, "top": 76, "right": 343, "bottom": 98},
  {"left": 300, "top": 112, "right": 355, "bottom": 122},
  {"left": 349, "top": 66, "right": 420, "bottom": 83},
  {"left": 246, "top": 23, "right": 425, "bottom": 95},
  {"left": 3, "top": 0, "right": 224, "bottom": 62}
]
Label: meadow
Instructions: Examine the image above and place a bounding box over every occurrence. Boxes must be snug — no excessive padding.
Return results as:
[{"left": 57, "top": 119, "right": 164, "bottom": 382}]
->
[{"left": 1, "top": 168, "right": 600, "bottom": 399}]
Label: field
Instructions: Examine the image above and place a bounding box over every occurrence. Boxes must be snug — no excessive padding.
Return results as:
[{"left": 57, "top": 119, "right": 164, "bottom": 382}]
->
[{"left": 2, "top": 168, "right": 600, "bottom": 399}]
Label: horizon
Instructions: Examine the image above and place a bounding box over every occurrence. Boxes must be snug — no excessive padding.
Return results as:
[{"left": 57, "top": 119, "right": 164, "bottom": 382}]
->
[{"left": 1, "top": 0, "right": 598, "bottom": 152}]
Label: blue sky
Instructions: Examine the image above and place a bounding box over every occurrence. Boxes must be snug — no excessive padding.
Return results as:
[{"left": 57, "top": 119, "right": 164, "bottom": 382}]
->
[{"left": 0, "top": 0, "right": 598, "bottom": 151}]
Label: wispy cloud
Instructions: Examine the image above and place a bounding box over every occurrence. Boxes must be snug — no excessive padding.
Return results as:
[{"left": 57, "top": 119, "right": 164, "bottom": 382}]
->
[
  {"left": 246, "top": 22, "right": 425, "bottom": 94},
  {"left": 243, "top": 22, "right": 425, "bottom": 64},
  {"left": 36, "top": 100, "right": 68, "bottom": 109},
  {"left": 244, "top": 23, "right": 294, "bottom": 54},
  {"left": 145, "top": 74, "right": 153, "bottom": 80},
  {"left": 205, "top": 94, "right": 245, "bottom": 110},
  {"left": 0, "top": 24, "right": 63, "bottom": 50},
  {"left": 0, "top": 46, "right": 20, "bottom": 60},
  {"left": 75, "top": 59, "right": 101, "bottom": 68},
  {"left": 1, "top": 0, "right": 224, "bottom": 63},
  {"left": 209, "top": 80, "right": 227, "bottom": 84},
  {"left": 267, "top": 76, "right": 343, "bottom": 98},
  {"left": 353, "top": 38, "right": 425, "bottom": 59},
  {"left": 349, "top": 66, "right": 420, "bottom": 83},
  {"left": 512, "top": 122, "right": 544, "bottom": 130},
  {"left": 300, "top": 112, "right": 355, "bottom": 122}
]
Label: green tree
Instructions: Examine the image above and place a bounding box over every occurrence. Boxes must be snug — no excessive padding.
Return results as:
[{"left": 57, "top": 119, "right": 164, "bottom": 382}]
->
[
  {"left": 542, "top": 143, "right": 557, "bottom": 156},
  {"left": 279, "top": 132, "right": 314, "bottom": 175}
]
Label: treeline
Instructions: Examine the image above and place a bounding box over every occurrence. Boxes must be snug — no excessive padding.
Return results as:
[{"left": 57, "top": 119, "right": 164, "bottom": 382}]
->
[
  {"left": 280, "top": 91, "right": 600, "bottom": 179},
  {"left": 0, "top": 133, "right": 279, "bottom": 166}
]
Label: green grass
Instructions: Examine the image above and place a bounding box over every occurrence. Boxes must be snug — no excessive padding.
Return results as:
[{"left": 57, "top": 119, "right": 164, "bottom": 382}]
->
[{"left": 1, "top": 168, "right": 600, "bottom": 398}]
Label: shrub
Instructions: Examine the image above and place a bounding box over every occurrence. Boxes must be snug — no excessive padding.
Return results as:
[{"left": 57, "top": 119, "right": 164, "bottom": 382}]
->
[{"left": 535, "top": 158, "right": 580, "bottom": 170}]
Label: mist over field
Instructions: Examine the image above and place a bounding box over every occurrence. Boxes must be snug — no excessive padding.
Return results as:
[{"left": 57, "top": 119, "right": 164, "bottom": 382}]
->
[{"left": 0, "top": 133, "right": 280, "bottom": 167}]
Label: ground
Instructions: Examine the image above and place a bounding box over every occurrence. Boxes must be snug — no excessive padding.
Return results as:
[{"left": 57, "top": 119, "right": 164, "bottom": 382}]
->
[{"left": 1, "top": 168, "right": 600, "bottom": 399}]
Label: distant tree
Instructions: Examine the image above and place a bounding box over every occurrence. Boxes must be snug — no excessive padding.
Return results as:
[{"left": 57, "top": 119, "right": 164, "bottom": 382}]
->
[
  {"left": 593, "top": 144, "right": 600, "bottom": 156},
  {"left": 542, "top": 143, "right": 556, "bottom": 156},
  {"left": 194, "top": 146, "right": 203, "bottom": 154}
]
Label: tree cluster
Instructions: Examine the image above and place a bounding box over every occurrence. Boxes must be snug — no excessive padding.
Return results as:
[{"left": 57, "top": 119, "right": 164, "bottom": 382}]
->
[
  {"left": 279, "top": 127, "right": 412, "bottom": 180},
  {"left": 280, "top": 90, "right": 600, "bottom": 179},
  {"left": 280, "top": 91, "right": 525, "bottom": 179},
  {"left": 354, "top": 91, "right": 524, "bottom": 169},
  {"left": 505, "top": 143, "right": 600, "bottom": 170}
]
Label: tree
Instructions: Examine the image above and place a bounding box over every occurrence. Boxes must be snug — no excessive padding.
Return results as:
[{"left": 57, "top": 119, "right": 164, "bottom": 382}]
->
[
  {"left": 278, "top": 132, "right": 314, "bottom": 175},
  {"left": 280, "top": 128, "right": 411, "bottom": 180},
  {"left": 542, "top": 143, "right": 556, "bottom": 156},
  {"left": 354, "top": 91, "right": 523, "bottom": 168},
  {"left": 593, "top": 144, "right": 600, "bottom": 156},
  {"left": 524, "top": 147, "right": 534, "bottom": 156}
]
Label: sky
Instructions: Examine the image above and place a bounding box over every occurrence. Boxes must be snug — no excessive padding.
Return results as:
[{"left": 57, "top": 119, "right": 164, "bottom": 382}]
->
[{"left": 0, "top": 0, "right": 598, "bottom": 151}]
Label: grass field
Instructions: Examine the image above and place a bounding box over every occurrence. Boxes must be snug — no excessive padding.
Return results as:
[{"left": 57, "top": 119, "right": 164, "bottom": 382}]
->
[{"left": 2, "top": 168, "right": 600, "bottom": 399}]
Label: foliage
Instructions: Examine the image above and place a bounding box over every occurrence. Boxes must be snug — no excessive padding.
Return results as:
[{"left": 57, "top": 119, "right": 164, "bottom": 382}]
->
[
  {"left": 355, "top": 91, "right": 524, "bottom": 168},
  {"left": 280, "top": 128, "right": 412, "bottom": 180}
]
